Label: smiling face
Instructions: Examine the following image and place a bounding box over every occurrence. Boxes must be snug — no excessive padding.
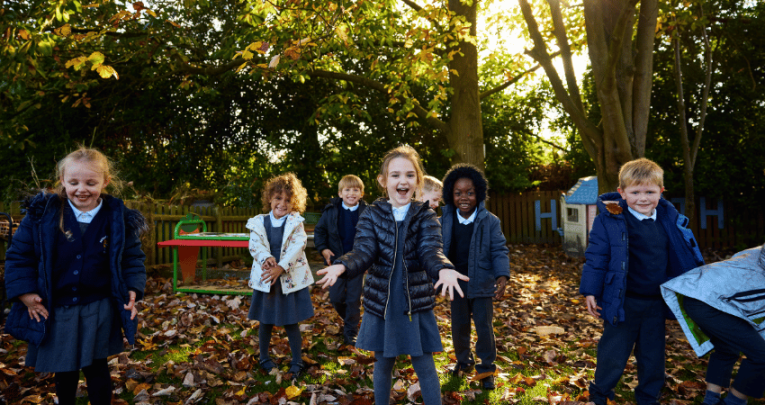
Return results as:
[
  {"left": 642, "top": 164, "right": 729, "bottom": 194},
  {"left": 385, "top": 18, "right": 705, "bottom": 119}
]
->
[
  {"left": 379, "top": 157, "right": 418, "bottom": 208},
  {"left": 618, "top": 182, "right": 664, "bottom": 217},
  {"left": 270, "top": 191, "right": 293, "bottom": 219},
  {"left": 419, "top": 190, "right": 442, "bottom": 210},
  {"left": 453, "top": 177, "right": 477, "bottom": 218},
  {"left": 61, "top": 160, "right": 110, "bottom": 212},
  {"left": 339, "top": 187, "right": 363, "bottom": 207}
]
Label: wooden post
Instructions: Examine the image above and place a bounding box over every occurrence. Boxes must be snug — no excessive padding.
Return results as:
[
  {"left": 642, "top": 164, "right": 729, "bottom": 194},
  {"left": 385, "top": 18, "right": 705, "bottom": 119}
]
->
[{"left": 214, "top": 206, "right": 223, "bottom": 267}]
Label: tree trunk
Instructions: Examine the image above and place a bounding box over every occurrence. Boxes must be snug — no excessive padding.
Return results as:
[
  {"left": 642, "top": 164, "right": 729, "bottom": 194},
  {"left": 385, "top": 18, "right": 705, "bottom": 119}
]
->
[{"left": 447, "top": 0, "right": 484, "bottom": 169}]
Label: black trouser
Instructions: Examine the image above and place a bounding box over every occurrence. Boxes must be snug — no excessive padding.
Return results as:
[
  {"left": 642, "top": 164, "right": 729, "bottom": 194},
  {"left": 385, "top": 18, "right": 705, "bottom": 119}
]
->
[
  {"left": 451, "top": 290, "right": 496, "bottom": 374},
  {"left": 329, "top": 273, "right": 364, "bottom": 339},
  {"left": 684, "top": 297, "right": 765, "bottom": 398}
]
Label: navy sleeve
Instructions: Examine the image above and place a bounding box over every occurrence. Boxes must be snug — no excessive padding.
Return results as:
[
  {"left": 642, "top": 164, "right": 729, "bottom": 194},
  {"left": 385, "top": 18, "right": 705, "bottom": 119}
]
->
[{"left": 4, "top": 216, "right": 41, "bottom": 301}]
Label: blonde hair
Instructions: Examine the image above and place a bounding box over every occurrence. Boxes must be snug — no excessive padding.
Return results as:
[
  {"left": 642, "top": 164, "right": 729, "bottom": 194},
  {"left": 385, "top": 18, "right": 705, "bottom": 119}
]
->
[
  {"left": 338, "top": 174, "right": 365, "bottom": 194},
  {"left": 377, "top": 145, "right": 425, "bottom": 197},
  {"left": 618, "top": 158, "right": 664, "bottom": 189},
  {"left": 54, "top": 146, "right": 123, "bottom": 237},
  {"left": 261, "top": 172, "right": 308, "bottom": 214},
  {"left": 422, "top": 175, "right": 442, "bottom": 193}
]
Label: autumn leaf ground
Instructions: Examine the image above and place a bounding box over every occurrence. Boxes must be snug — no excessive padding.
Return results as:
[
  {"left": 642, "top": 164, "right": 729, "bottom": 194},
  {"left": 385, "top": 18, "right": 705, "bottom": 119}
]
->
[{"left": 1, "top": 244, "right": 764, "bottom": 405}]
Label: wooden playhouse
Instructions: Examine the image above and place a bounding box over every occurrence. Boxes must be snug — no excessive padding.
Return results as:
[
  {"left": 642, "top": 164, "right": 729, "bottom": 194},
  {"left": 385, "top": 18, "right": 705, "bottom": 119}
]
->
[{"left": 560, "top": 176, "right": 599, "bottom": 257}]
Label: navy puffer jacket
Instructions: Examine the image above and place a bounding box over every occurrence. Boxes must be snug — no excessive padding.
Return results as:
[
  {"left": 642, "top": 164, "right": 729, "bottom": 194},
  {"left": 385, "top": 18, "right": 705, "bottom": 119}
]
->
[
  {"left": 4, "top": 192, "right": 147, "bottom": 345},
  {"left": 579, "top": 192, "right": 704, "bottom": 326},
  {"left": 335, "top": 198, "right": 454, "bottom": 319}
]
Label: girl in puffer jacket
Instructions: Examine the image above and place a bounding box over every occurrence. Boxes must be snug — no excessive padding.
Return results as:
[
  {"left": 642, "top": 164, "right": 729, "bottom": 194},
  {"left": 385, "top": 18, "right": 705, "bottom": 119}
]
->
[{"left": 318, "top": 145, "right": 467, "bottom": 405}]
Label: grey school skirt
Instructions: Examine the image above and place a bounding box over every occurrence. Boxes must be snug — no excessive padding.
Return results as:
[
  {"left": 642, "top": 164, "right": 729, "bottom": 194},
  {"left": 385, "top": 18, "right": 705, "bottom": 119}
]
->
[{"left": 26, "top": 297, "right": 124, "bottom": 373}]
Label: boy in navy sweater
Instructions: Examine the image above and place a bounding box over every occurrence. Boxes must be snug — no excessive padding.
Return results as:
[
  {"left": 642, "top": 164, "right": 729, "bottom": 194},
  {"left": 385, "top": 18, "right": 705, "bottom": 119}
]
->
[
  {"left": 314, "top": 175, "right": 367, "bottom": 345},
  {"left": 579, "top": 158, "right": 704, "bottom": 405}
]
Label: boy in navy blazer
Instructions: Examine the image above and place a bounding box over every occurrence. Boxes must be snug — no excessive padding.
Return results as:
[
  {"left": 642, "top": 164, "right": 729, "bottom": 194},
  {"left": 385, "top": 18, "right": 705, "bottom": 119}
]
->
[
  {"left": 579, "top": 158, "right": 704, "bottom": 405},
  {"left": 314, "top": 175, "right": 367, "bottom": 345}
]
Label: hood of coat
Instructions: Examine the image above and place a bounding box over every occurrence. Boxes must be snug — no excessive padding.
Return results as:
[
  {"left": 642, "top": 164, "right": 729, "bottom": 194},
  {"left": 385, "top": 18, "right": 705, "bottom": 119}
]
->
[{"left": 596, "top": 191, "right": 676, "bottom": 219}]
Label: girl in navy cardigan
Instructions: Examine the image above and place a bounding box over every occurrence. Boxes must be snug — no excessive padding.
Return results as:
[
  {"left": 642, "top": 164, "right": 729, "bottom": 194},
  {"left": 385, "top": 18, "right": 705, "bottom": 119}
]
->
[{"left": 4, "top": 147, "right": 147, "bottom": 405}]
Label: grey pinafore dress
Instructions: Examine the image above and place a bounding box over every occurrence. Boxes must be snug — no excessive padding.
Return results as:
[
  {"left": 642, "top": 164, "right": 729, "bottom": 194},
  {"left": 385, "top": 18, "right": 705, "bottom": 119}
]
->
[
  {"left": 355, "top": 221, "right": 443, "bottom": 357},
  {"left": 247, "top": 215, "right": 314, "bottom": 325}
]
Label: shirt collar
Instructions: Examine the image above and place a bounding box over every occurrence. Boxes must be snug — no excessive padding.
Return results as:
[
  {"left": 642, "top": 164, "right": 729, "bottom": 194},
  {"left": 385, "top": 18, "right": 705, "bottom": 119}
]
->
[
  {"left": 67, "top": 198, "right": 103, "bottom": 224},
  {"left": 390, "top": 202, "right": 411, "bottom": 221},
  {"left": 342, "top": 201, "right": 359, "bottom": 211},
  {"left": 457, "top": 208, "right": 477, "bottom": 225},
  {"left": 269, "top": 211, "right": 288, "bottom": 226},
  {"left": 627, "top": 206, "right": 657, "bottom": 221}
]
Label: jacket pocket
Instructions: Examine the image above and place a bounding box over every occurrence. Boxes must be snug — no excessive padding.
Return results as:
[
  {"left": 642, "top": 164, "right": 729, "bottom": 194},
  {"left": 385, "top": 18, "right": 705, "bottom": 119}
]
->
[
  {"left": 723, "top": 289, "right": 765, "bottom": 329},
  {"left": 602, "top": 272, "right": 623, "bottom": 304},
  {"left": 5, "top": 302, "right": 46, "bottom": 346}
]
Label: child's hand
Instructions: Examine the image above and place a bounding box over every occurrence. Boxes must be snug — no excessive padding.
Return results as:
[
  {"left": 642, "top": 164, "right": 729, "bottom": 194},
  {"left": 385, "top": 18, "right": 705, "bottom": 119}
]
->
[
  {"left": 434, "top": 269, "right": 469, "bottom": 301},
  {"left": 494, "top": 276, "right": 508, "bottom": 301},
  {"left": 321, "top": 249, "right": 334, "bottom": 266},
  {"left": 585, "top": 295, "right": 601, "bottom": 318},
  {"left": 316, "top": 264, "right": 346, "bottom": 289},
  {"left": 262, "top": 265, "right": 285, "bottom": 286},
  {"left": 20, "top": 293, "right": 48, "bottom": 322},
  {"left": 263, "top": 257, "right": 277, "bottom": 270},
  {"left": 124, "top": 291, "right": 139, "bottom": 320}
]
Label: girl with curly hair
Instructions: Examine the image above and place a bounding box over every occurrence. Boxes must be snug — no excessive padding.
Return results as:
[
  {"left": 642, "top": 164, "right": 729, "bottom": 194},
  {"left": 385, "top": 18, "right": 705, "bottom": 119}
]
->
[{"left": 246, "top": 172, "right": 314, "bottom": 380}]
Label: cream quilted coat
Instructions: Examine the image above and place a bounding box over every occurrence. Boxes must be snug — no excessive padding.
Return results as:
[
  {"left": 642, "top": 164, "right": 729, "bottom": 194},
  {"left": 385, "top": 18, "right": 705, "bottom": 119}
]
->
[{"left": 246, "top": 213, "right": 314, "bottom": 294}]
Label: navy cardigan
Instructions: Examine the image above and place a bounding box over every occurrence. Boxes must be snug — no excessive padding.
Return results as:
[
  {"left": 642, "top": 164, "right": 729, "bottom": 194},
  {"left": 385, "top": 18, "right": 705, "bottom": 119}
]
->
[{"left": 5, "top": 192, "right": 147, "bottom": 345}]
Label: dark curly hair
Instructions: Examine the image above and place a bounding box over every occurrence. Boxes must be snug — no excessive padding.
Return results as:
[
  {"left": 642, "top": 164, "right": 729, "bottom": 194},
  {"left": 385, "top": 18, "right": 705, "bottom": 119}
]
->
[{"left": 441, "top": 164, "right": 489, "bottom": 206}]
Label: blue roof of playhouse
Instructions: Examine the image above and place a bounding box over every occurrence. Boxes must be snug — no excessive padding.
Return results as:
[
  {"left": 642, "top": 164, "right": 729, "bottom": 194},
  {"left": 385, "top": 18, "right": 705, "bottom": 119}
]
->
[{"left": 565, "top": 176, "right": 598, "bottom": 205}]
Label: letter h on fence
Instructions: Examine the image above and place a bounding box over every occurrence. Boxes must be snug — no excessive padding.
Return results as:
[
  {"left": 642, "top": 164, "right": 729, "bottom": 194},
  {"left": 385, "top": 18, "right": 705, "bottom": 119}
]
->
[
  {"left": 670, "top": 197, "right": 724, "bottom": 230},
  {"left": 535, "top": 200, "right": 557, "bottom": 232}
]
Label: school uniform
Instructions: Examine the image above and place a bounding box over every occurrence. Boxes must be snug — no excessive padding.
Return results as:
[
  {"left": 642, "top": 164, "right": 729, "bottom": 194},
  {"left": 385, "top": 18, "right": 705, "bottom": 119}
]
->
[
  {"left": 247, "top": 212, "right": 314, "bottom": 325},
  {"left": 314, "top": 198, "right": 367, "bottom": 341},
  {"left": 5, "top": 193, "right": 147, "bottom": 373},
  {"left": 440, "top": 202, "right": 510, "bottom": 375},
  {"left": 662, "top": 245, "right": 765, "bottom": 398},
  {"left": 580, "top": 193, "right": 704, "bottom": 405}
]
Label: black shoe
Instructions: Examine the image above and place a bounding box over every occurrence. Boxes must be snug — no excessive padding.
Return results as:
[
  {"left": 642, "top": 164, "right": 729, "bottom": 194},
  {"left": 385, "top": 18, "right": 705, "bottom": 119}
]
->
[
  {"left": 287, "top": 361, "right": 305, "bottom": 381},
  {"left": 451, "top": 362, "right": 474, "bottom": 377},
  {"left": 343, "top": 335, "right": 357, "bottom": 346},
  {"left": 480, "top": 376, "right": 495, "bottom": 390},
  {"left": 259, "top": 358, "right": 276, "bottom": 373}
]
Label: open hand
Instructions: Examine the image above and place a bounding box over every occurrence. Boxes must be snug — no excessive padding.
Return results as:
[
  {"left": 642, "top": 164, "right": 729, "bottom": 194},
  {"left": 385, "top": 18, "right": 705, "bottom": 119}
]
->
[
  {"left": 316, "top": 264, "right": 346, "bottom": 289},
  {"left": 494, "top": 276, "right": 508, "bottom": 301},
  {"left": 124, "top": 290, "right": 139, "bottom": 320},
  {"left": 434, "top": 269, "right": 469, "bottom": 301},
  {"left": 586, "top": 295, "right": 602, "bottom": 318},
  {"left": 261, "top": 264, "right": 285, "bottom": 286},
  {"left": 20, "top": 293, "right": 48, "bottom": 322}
]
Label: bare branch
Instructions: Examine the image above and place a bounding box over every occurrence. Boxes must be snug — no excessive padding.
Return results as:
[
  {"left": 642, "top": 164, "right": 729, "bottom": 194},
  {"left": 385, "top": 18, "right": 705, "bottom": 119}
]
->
[
  {"left": 479, "top": 52, "right": 560, "bottom": 100},
  {"left": 692, "top": 3, "right": 714, "bottom": 168}
]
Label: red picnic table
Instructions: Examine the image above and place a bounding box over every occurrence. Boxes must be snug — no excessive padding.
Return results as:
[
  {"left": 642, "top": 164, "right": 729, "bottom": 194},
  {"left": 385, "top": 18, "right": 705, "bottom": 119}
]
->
[{"left": 157, "top": 213, "right": 251, "bottom": 295}]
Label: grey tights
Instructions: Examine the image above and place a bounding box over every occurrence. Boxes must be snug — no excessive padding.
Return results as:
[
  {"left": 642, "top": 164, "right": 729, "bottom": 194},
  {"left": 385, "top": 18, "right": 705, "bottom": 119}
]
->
[{"left": 373, "top": 352, "right": 441, "bottom": 405}]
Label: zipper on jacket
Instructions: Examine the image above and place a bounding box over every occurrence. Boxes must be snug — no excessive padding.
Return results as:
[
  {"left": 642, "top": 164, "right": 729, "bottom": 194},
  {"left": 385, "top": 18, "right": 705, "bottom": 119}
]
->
[
  {"left": 383, "top": 211, "right": 398, "bottom": 320},
  {"left": 403, "top": 249, "right": 412, "bottom": 322}
]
